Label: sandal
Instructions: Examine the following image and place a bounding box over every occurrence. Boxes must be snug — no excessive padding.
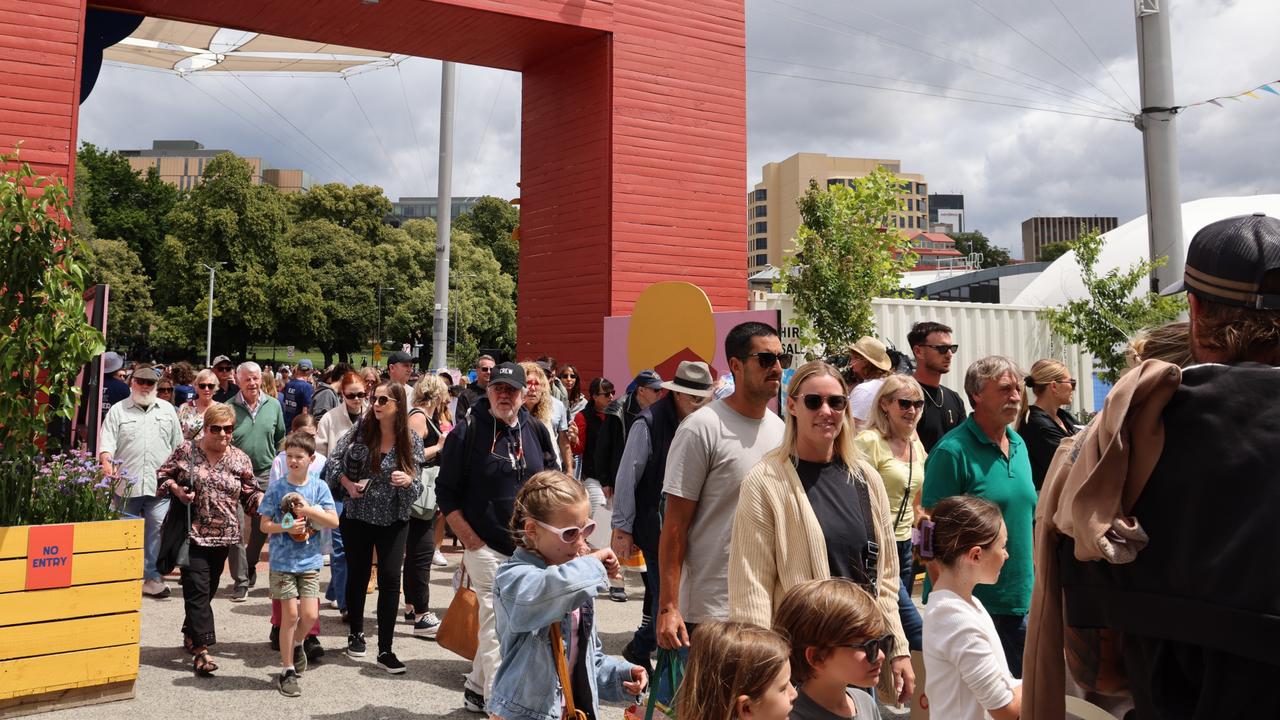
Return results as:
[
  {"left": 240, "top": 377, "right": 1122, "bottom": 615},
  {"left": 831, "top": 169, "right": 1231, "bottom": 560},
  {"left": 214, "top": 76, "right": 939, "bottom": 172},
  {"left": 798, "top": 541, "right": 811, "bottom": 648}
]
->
[
  {"left": 182, "top": 634, "right": 197, "bottom": 656},
  {"left": 193, "top": 650, "right": 218, "bottom": 676}
]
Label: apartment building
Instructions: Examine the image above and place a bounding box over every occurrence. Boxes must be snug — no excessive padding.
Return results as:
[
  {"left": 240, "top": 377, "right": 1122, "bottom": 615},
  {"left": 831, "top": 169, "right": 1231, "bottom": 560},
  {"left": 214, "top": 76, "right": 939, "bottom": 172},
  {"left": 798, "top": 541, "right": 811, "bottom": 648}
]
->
[
  {"left": 1020, "top": 215, "right": 1118, "bottom": 261},
  {"left": 121, "top": 140, "right": 310, "bottom": 193}
]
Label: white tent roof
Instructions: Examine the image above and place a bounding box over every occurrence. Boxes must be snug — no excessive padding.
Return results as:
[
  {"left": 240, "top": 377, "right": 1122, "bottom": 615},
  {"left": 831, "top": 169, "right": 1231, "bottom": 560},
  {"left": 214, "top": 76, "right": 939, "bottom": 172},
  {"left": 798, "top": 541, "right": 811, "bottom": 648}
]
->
[{"left": 1012, "top": 195, "right": 1280, "bottom": 307}]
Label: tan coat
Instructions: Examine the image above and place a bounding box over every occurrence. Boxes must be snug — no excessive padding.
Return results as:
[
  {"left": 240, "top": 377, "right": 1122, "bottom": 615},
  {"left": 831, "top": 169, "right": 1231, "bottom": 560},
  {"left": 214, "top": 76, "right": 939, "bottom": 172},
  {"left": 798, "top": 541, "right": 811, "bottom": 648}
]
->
[
  {"left": 1024, "top": 359, "right": 1181, "bottom": 720},
  {"left": 728, "top": 451, "right": 908, "bottom": 657}
]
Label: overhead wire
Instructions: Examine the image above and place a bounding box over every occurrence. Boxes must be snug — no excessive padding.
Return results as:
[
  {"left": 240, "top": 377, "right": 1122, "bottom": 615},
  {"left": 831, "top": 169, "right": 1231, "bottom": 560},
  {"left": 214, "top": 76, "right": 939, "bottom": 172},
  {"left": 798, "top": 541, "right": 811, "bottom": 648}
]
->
[
  {"left": 342, "top": 73, "right": 412, "bottom": 192},
  {"left": 463, "top": 70, "right": 507, "bottom": 192},
  {"left": 759, "top": 1, "right": 1128, "bottom": 118},
  {"left": 1044, "top": 0, "right": 1138, "bottom": 110},
  {"left": 230, "top": 72, "right": 363, "bottom": 184},
  {"left": 394, "top": 59, "right": 434, "bottom": 194},
  {"left": 747, "top": 67, "right": 1131, "bottom": 122},
  {"left": 963, "top": 0, "right": 1134, "bottom": 112}
]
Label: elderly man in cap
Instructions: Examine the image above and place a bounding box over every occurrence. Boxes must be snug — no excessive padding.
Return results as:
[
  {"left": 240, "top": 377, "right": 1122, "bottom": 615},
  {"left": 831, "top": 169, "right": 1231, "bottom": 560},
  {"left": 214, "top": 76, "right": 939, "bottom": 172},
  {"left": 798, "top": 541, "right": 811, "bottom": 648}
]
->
[
  {"left": 1024, "top": 214, "right": 1280, "bottom": 720},
  {"left": 281, "top": 358, "right": 315, "bottom": 429},
  {"left": 100, "top": 351, "right": 130, "bottom": 417},
  {"left": 611, "top": 361, "right": 713, "bottom": 672},
  {"left": 846, "top": 336, "right": 894, "bottom": 429},
  {"left": 211, "top": 354, "right": 239, "bottom": 402},
  {"left": 436, "top": 361, "right": 560, "bottom": 713},
  {"left": 385, "top": 350, "right": 416, "bottom": 404},
  {"left": 99, "top": 364, "right": 183, "bottom": 597}
]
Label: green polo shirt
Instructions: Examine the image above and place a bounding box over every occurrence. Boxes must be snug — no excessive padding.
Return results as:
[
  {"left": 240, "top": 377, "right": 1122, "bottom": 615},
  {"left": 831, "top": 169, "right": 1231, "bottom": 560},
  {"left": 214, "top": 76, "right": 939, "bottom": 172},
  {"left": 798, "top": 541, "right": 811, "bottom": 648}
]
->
[
  {"left": 230, "top": 392, "right": 287, "bottom": 477},
  {"left": 921, "top": 415, "right": 1037, "bottom": 616}
]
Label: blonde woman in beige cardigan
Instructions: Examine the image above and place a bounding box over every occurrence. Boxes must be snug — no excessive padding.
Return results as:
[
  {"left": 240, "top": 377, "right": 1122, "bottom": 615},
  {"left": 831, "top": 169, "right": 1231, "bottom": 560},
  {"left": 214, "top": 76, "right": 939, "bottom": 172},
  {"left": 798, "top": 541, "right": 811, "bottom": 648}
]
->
[{"left": 729, "top": 360, "right": 914, "bottom": 704}]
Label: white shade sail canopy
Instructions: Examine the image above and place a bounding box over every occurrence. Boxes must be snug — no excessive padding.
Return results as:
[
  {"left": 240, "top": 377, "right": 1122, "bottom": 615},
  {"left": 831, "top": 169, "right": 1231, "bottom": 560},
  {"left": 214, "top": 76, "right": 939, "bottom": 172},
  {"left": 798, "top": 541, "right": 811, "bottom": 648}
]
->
[
  {"left": 1013, "top": 195, "right": 1280, "bottom": 308},
  {"left": 103, "top": 17, "right": 395, "bottom": 75}
]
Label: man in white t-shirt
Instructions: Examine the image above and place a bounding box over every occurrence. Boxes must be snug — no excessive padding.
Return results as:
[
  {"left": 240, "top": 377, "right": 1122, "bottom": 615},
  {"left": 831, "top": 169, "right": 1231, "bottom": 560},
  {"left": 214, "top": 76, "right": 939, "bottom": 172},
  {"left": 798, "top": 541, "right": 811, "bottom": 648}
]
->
[{"left": 657, "top": 322, "right": 788, "bottom": 648}]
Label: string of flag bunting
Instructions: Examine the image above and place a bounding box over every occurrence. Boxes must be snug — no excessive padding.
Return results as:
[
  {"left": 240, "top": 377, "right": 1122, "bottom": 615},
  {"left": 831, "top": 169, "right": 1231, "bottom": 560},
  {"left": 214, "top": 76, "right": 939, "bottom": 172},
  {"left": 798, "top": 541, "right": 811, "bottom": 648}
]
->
[{"left": 1182, "top": 80, "right": 1280, "bottom": 111}]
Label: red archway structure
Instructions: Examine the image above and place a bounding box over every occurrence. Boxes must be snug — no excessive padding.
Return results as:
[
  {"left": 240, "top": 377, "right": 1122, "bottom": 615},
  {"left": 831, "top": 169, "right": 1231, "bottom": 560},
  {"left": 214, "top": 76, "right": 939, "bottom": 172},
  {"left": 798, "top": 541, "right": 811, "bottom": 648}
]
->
[{"left": 3, "top": 0, "right": 746, "bottom": 374}]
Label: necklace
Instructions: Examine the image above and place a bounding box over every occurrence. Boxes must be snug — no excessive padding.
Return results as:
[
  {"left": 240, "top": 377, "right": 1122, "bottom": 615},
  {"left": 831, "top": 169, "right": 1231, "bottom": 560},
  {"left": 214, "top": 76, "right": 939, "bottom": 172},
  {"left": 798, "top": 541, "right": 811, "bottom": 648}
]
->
[{"left": 922, "top": 383, "right": 945, "bottom": 408}]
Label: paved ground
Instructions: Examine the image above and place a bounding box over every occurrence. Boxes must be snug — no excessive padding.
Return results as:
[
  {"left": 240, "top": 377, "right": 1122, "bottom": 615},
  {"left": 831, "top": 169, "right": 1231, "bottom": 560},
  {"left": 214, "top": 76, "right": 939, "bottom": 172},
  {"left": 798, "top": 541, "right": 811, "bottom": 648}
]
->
[{"left": 44, "top": 548, "right": 649, "bottom": 719}]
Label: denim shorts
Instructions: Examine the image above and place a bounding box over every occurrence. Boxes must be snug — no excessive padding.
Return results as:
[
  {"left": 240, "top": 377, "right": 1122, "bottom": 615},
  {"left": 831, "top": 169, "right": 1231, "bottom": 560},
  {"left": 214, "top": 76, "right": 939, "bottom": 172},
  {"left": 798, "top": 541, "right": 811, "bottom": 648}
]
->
[{"left": 270, "top": 570, "right": 321, "bottom": 600}]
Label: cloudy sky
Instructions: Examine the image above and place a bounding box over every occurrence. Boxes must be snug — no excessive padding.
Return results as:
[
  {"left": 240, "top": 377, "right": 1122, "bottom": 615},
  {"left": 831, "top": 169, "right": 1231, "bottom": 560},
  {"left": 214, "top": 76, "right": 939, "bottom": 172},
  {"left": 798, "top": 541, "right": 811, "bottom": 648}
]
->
[{"left": 79, "top": 0, "right": 1279, "bottom": 258}]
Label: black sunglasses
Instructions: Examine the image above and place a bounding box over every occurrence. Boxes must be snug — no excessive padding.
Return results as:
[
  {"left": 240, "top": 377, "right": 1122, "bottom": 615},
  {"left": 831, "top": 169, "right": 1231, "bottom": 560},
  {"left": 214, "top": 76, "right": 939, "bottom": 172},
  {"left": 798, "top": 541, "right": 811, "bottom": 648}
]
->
[
  {"left": 476, "top": 366, "right": 493, "bottom": 373},
  {"left": 1056, "top": 378, "right": 1078, "bottom": 388},
  {"left": 896, "top": 398, "right": 925, "bottom": 410},
  {"left": 558, "top": 373, "right": 577, "bottom": 380},
  {"left": 133, "top": 378, "right": 156, "bottom": 386},
  {"left": 157, "top": 387, "right": 174, "bottom": 393},
  {"left": 344, "top": 392, "right": 367, "bottom": 400},
  {"left": 206, "top": 424, "right": 235, "bottom": 435},
  {"left": 197, "top": 383, "right": 217, "bottom": 390},
  {"left": 840, "top": 634, "right": 894, "bottom": 663},
  {"left": 923, "top": 344, "right": 959, "bottom": 355},
  {"left": 744, "top": 351, "right": 793, "bottom": 369},
  {"left": 801, "top": 393, "right": 847, "bottom": 412}
]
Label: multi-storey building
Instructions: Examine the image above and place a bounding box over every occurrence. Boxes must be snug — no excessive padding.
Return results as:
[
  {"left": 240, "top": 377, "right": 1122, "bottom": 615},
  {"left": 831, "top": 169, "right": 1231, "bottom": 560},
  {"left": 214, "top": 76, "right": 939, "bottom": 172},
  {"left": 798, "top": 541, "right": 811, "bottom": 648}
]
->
[
  {"left": 121, "top": 140, "right": 310, "bottom": 193},
  {"left": 388, "top": 196, "right": 485, "bottom": 225},
  {"left": 928, "top": 193, "right": 965, "bottom": 233},
  {"left": 1021, "top": 215, "right": 1118, "bottom": 261}
]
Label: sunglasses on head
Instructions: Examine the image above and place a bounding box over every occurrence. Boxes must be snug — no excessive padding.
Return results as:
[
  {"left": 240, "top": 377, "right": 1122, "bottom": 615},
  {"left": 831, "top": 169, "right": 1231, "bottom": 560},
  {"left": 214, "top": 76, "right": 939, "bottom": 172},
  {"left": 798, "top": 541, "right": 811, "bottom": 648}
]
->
[
  {"left": 840, "top": 634, "right": 894, "bottom": 663},
  {"left": 134, "top": 378, "right": 156, "bottom": 386},
  {"left": 924, "top": 344, "right": 959, "bottom": 355},
  {"left": 744, "top": 351, "right": 793, "bottom": 369},
  {"left": 373, "top": 395, "right": 394, "bottom": 406},
  {"left": 206, "top": 424, "right": 235, "bottom": 435},
  {"left": 801, "top": 393, "right": 847, "bottom": 412},
  {"left": 197, "top": 383, "right": 217, "bottom": 390},
  {"left": 896, "top": 398, "right": 925, "bottom": 410},
  {"left": 533, "top": 518, "right": 597, "bottom": 544},
  {"left": 344, "top": 392, "right": 367, "bottom": 400}
]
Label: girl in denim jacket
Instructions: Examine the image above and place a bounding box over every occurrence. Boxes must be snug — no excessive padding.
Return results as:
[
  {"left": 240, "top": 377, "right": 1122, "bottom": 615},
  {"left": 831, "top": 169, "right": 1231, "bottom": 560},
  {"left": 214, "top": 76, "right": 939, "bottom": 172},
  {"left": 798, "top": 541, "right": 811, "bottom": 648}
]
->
[{"left": 490, "top": 470, "right": 648, "bottom": 720}]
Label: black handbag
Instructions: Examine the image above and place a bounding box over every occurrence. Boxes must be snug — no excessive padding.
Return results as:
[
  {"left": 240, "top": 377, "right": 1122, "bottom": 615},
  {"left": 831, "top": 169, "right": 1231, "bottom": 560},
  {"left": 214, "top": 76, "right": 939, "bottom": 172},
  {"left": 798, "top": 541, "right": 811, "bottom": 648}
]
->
[{"left": 156, "top": 458, "right": 194, "bottom": 575}]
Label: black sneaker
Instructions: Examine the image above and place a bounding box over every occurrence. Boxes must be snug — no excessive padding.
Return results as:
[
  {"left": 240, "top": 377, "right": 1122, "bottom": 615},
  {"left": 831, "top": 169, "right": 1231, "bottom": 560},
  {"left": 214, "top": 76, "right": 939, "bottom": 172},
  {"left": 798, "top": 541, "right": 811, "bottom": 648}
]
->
[
  {"left": 609, "top": 586, "right": 628, "bottom": 603},
  {"left": 404, "top": 609, "right": 416, "bottom": 624},
  {"left": 622, "top": 639, "right": 654, "bottom": 677},
  {"left": 229, "top": 586, "right": 248, "bottom": 603},
  {"left": 269, "top": 625, "right": 280, "bottom": 651},
  {"left": 413, "top": 612, "right": 441, "bottom": 638},
  {"left": 376, "top": 651, "right": 406, "bottom": 674},
  {"left": 346, "top": 632, "right": 367, "bottom": 658},
  {"left": 463, "top": 687, "right": 486, "bottom": 714},
  {"left": 303, "top": 635, "right": 325, "bottom": 662},
  {"left": 293, "top": 643, "right": 308, "bottom": 674},
  {"left": 276, "top": 669, "right": 301, "bottom": 697}
]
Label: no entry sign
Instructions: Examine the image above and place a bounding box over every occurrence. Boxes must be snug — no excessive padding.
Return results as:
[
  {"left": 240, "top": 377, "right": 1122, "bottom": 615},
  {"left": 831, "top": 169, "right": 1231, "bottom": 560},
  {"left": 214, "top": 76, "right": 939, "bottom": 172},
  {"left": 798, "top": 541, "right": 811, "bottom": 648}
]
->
[{"left": 26, "top": 524, "right": 74, "bottom": 590}]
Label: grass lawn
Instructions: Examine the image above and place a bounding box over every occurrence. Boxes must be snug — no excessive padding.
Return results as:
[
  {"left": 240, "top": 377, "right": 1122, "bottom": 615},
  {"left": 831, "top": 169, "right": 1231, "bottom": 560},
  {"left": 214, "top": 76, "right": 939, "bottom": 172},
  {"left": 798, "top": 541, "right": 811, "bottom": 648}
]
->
[{"left": 246, "top": 346, "right": 379, "bottom": 369}]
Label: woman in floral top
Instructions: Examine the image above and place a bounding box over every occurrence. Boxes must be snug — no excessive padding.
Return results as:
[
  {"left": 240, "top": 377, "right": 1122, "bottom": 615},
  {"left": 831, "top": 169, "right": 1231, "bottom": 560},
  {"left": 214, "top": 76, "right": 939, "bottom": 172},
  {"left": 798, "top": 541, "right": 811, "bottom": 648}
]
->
[
  {"left": 157, "top": 402, "right": 263, "bottom": 676},
  {"left": 177, "top": 368, "right": 219, "bottom": 440},
  {"left": 323, "top": 381, "right": 424, "bottom": 670}
]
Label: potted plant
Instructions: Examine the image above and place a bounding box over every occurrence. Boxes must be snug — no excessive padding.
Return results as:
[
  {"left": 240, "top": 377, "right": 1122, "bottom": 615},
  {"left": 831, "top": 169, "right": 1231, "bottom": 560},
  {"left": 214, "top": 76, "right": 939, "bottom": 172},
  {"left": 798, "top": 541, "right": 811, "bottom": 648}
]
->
[{"left": 0, "top": 150, "right": 142, "bottom": 715}]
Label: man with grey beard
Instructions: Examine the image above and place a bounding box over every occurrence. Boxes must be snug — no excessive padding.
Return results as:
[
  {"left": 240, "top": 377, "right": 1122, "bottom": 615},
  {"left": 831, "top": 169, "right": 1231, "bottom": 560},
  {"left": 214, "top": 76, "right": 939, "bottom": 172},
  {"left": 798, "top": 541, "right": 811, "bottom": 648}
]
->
[
  {"left": 920, "top": 355, "right": 1036, "bottom": 679},
  {"left": 99, "top": 364, "right": 182, "bottom": 597}
]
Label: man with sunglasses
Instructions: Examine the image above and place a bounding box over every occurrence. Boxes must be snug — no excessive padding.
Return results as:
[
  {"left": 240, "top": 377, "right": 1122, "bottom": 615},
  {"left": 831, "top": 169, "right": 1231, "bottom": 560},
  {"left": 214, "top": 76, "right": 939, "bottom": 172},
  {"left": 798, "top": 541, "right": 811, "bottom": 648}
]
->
[
  {"left": 657, "top": 323, "right": 788, "bottom": 651},
  {"left": 437, "top": 361, "right": 560, "bottom": 713},
  {"left": 611, "top": 361, "right": 714, "bottom": 673},
  {"left": 455, "top": 354, "right": 496, "bottom": 419},
  {"left": 907, "top": 321, "right": 967, "bottom": 451},
  {"left": 211, "top": 354, "right": 239, "bottom": 403},
  {"left": 99, "top": 364, "right": 183, "bottom": 598}
]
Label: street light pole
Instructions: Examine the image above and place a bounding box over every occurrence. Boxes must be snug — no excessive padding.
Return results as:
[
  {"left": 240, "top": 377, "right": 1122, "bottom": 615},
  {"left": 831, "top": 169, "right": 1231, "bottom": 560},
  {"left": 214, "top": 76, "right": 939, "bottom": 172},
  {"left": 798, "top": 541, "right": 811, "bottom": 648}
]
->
[
  {"left": 1135, "top": 0, "right": 1184, "bottom": 292},
  {"left": 200, "top": 262, "right": 225, "bottom": 367}
]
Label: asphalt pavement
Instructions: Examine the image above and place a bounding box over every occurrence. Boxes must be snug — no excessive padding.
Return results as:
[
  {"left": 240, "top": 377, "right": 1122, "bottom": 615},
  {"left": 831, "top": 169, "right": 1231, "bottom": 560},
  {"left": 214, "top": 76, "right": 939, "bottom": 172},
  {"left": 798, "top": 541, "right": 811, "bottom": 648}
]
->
[{"left": 42, "top": 547, "right": 649, "bottom": 720}]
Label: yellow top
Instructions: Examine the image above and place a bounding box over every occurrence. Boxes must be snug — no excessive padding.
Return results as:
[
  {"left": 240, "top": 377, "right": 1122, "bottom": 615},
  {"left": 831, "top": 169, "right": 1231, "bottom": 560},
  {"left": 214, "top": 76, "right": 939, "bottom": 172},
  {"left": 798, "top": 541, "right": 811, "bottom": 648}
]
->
[{"left": 855, "top": 429, "right": 927, "bottom": 541}]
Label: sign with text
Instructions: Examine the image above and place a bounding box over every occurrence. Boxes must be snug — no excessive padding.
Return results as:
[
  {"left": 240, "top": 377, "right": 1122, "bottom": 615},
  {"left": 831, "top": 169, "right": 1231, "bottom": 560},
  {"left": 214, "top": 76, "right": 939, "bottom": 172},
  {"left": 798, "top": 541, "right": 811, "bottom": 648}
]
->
[{"left": 26, "top": 524, "right": 74, "bottom": 590}]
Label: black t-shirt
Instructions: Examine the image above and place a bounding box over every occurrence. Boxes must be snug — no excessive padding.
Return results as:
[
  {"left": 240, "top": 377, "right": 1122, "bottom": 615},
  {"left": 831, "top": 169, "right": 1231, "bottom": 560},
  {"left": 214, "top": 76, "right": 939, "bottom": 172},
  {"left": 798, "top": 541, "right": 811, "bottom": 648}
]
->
[
  {"left": 916, "top": 382, "right": 966, "bottom": 452},
  {"left": 797, "top": 459, "right": 872, "bottom": 584},
  {"left": 213, "top": 381, "right": 239, "bottom": 404}
]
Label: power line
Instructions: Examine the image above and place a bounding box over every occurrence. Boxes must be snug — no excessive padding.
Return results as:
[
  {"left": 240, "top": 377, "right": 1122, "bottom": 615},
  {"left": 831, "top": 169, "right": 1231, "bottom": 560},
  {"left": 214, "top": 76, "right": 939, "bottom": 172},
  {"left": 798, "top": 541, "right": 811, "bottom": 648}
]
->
[
  {"left": 463, "top": 71, "right": 507, "bottom": 191},
  {"left": 230, "top": 73, "right": 363, "bottom": 183},
  {"left": 748, "top": 67, "right": 1131, "bottom": 122},
  {"left": 760, "top": 2, "right": 1128, "bottom": 118},
  {"left": 964, "top": 0, "right": 1133, "bottom": 112},
  {"left": 1045, "top": 0, "right": 1138, "bottom": 110},
  {"left": 343, "top": 74, "right": 411, "bottom": 192},
  {"left": 394, "top": 60, "right": 433, "bottom": 193}
]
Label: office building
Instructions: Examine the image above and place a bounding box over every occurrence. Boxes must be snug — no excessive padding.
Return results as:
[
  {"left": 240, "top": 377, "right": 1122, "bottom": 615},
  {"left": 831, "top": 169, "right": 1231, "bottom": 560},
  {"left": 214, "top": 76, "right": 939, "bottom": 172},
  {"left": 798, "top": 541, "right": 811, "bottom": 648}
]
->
[
  {"left": 1021, "top": 215, "right": 1118, "bottom": 261},
  {"left": 388, "top": 196, "right": 485, "bottom": 225},
  {"left": 121, "top": 140, "right": 311, "bottom": 193},
  {"left": 747, "top": 153, "right": 928, "bottom": 275},
  {"left": 929, "top": 193, "right": 965, "bottom": 233}
]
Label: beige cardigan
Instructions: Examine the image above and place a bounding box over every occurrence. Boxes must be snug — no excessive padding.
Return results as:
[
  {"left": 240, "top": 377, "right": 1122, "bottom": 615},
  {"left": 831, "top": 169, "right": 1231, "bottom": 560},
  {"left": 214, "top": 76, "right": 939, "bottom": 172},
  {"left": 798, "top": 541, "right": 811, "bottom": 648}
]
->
[{"left": 728, "top": 451, "right": 908, "bottom": 657}]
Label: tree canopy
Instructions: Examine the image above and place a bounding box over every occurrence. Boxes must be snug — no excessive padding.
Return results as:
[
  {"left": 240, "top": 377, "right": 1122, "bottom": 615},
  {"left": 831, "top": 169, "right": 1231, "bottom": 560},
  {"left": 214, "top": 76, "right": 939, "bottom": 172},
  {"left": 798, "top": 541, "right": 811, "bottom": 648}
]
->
[
  {"left": 950, "top": 230, "right": 1012, "bottom": 268},
  {"left": 455, "top": 195, "right": 520, "bottom": 283},
  {"left": 1037, "top": 240, "right": 1072, "bottom": 263}
]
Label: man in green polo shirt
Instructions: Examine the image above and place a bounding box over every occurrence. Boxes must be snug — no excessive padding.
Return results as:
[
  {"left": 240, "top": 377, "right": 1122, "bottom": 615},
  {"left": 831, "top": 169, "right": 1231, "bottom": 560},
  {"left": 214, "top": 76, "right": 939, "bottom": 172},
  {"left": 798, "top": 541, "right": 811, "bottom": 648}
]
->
[{"left": 921, "top": 355, "right": 1037, "bottom": 679}]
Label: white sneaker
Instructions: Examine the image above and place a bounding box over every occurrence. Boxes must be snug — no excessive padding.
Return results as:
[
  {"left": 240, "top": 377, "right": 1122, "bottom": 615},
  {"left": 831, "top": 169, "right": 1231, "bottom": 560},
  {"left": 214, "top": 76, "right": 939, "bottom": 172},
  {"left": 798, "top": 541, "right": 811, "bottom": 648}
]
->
[
  {"left": 432, "top": 550, "right": 448, "bottom": 567},
  {"left": 142, "top": 578, "right": 170, "bottom": 597}
]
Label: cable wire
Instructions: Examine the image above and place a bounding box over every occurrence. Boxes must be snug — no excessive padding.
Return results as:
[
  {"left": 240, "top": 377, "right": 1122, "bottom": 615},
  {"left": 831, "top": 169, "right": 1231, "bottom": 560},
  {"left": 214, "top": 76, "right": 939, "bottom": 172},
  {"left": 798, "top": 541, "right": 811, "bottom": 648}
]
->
[
  {"left": 395, "top": 60, "right": 434, "bottom": 194},
  {"left": 463, "top": 71, "right": 507, "bottom": 191},
  {"left": 230, "top": 73, "right": 362, "bottom": 183},
  {"left": 342, "top": 74, "right": 411, "bottom": 192},
  {"left": 1045, "top": 0, "right": 1138, "bottom": 109}
]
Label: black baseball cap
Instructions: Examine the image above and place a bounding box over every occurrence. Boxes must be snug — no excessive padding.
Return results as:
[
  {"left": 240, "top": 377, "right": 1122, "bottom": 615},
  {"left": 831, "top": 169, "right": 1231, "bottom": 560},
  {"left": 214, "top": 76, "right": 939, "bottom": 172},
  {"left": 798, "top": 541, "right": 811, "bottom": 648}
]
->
[
  {"left": 1162, "top": 213, "right": 1280, "bottom": 309},
  {"left": 489, "top": 362, "right": 526, "bottom": 390},
  {"left": 387, "top": 350, "right": 414, "bottom": 366}
]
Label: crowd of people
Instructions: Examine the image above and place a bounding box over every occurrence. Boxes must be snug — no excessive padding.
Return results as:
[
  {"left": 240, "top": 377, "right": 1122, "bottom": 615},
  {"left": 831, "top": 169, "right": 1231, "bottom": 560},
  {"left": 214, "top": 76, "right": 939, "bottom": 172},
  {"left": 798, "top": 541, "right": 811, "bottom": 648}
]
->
[{"left": 94, "top": 213, "right": 1280, "bottom": 719}]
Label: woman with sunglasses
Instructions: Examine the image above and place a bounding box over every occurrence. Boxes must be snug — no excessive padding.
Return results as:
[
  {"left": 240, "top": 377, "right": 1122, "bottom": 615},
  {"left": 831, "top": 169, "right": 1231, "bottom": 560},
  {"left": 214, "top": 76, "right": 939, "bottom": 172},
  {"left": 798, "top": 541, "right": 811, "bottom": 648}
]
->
[
  {"left": 1015, "top": 359, "right": 1083, "bottom": 491},
  {"left": 323, "top": 381, "right": 424, "bottom": 673},
  {"left": 316, "top": 372, "right": 367, "bottom": 456},
  {"left": 557, "top": 365, "right": 585, "bottom": 477},
  {"left": 156, "top": 403, "right": 263, "bottom": 676},
  {"left": 571, "top": 377, "right": 615, "bottom": 511},
  {"left": 856, "top": 374, "right": 929, "bottom": 653},
  {"left": 178, "top": 369, "right": 220, "bottom": 440},
  {"left": 729, "top": 359, "right": 913, "bottom": 705}
]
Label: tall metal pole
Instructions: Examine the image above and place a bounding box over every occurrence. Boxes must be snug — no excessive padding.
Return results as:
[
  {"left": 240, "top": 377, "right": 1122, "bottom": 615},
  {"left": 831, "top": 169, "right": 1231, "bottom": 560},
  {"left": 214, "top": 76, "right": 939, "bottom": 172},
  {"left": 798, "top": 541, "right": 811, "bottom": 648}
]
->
[
  {"left": 431, "top": 61, "right": 457, "bottom": 370},
  {"left": 1135, "top": 0, "right": 1184, "bottom": 293},
  {"left": 201, "top": 262, "right": 224, "bottom": 366}
]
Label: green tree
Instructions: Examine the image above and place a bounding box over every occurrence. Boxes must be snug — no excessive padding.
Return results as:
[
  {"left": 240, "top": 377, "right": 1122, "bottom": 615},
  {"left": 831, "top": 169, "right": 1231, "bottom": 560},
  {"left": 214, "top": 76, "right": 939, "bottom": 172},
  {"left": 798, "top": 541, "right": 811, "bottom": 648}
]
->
[
  {"left": 1042, "top": 228, "right": 1185, "bottom": 383},
  {"left": 85, "top": 238, "right": 156, "bottom": 349},
  {"left": 455, "top": 195, "right": 520, "bottom": 283},
  {"left": 1037, "top": 241, "right": 1072, "bottom": 263},
  {"left": 950, "top": 230, "right": 1012, "bottom": 268},
  {"left": 290, "top": 182, "right": 392, "bottom": 243},
  {"left": 778, "top": 170, "right": 917, "bottom": 355},
  {"left": 76, "top": 142, "right": 178, "bottom": 277}
]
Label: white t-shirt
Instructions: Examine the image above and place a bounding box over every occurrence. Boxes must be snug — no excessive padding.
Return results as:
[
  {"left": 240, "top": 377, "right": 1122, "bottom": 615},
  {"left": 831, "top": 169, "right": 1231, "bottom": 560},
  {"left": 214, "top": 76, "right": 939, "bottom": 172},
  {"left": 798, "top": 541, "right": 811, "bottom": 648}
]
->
[
  {"left": 662, "top": 400, "right": 785, "bottom": 623},
  {"left": 922, "top": 589, "right": 1019, "bottom": 720},
  {"left": 849, "top": 378, "right": 886, "bottom": 423}
]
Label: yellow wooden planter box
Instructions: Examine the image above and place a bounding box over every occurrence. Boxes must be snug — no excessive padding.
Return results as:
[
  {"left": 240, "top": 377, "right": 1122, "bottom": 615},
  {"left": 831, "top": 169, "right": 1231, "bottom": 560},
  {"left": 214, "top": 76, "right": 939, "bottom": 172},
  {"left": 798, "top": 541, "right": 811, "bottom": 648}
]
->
[{"left": 0, "top": 519, "right": 143, "bottom": 717}]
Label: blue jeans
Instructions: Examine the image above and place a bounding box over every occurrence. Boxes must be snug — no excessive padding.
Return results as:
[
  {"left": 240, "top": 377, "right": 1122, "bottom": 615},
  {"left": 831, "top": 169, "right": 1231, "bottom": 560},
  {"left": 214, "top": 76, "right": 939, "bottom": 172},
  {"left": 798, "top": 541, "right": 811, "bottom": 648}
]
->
[
  {"left": 117, "top": 494, "right": 170, "bottom": 581},
  {"left": 325, "top": 499, "right": 348, "bottom": 611},
  {"left": 896, "top": 539, "right": 923, "bottom": 651},
  {"left": 990, "top": 613, "right": 1028, "bottom": 679}
]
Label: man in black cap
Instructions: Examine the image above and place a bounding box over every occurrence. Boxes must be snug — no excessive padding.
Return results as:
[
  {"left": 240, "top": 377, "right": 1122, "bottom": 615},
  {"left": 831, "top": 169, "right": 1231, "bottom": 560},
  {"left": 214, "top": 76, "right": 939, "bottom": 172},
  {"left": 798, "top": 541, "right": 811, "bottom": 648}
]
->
[
  {"left": 1039, "top": 214, "right": 1280, "bottom": 719},
  {"left": 385, "top": 350, "right": 416, "bottom": 404},
  {"left": 436, "top": 361, "right": 560, "bottom": 713}
]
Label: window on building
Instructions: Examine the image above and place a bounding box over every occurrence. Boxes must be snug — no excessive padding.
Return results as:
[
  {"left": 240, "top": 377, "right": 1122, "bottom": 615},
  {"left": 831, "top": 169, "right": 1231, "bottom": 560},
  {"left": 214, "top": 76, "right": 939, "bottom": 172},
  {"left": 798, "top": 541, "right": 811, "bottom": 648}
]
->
[
  {"left": 755, "top": 238, "right": 768, "bottom": 250},
  {"left": 753, "top": 205, "right": 768, "bottom": 218},
  {"left": 754, "top": 221, "right": 767, "bottom": 234},
  {"left": 754, "top": 188, "right": 767, "bottom": 202},
  {"left": 827, "top": 178, "right": 843, "bottom": 187},
  {"left": 755, "top": 253, "right": 768, "bottom": 266}
]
